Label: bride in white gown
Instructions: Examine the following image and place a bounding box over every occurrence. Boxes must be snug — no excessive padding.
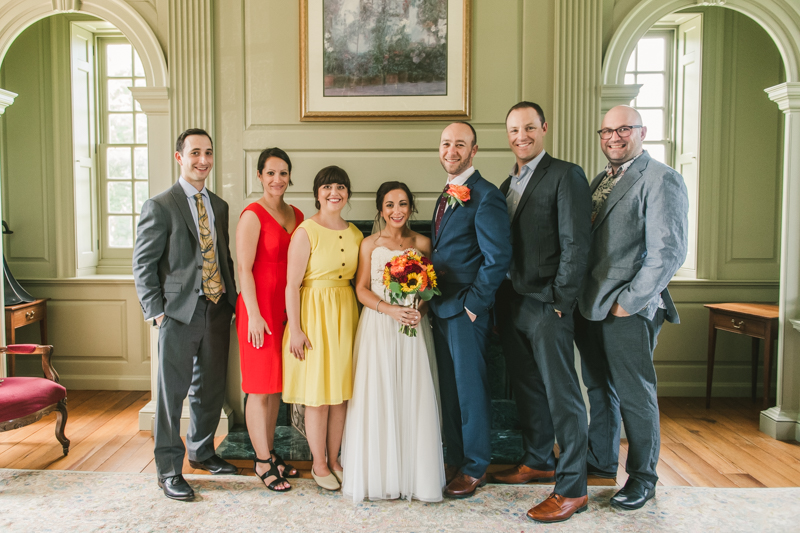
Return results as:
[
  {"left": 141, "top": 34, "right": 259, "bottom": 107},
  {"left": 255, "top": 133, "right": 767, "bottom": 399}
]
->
[{"left": 341, "top": 182, "right": 445, "bottom": 502}]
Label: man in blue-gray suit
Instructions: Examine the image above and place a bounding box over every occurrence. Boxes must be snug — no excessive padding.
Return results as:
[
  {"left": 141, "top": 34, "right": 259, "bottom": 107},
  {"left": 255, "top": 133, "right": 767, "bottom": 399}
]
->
[
  {"left": 429, "top": 121, "right": 512, "bottom": 498},
  {"left": 576, "top": 106, "right": 688, "bottom": 510}
]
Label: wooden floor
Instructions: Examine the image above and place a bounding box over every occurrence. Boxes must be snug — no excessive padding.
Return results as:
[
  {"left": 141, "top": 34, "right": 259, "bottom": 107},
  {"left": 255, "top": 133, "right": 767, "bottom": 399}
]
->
[{"left": 2, "top": 391, "right": 799, "bottom": 488}]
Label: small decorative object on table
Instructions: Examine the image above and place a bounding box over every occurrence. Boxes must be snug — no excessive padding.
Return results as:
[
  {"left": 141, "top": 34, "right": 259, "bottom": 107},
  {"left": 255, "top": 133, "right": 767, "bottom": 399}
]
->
[{"left": 383, "top": 250, "right": 441, "bottom": 337}]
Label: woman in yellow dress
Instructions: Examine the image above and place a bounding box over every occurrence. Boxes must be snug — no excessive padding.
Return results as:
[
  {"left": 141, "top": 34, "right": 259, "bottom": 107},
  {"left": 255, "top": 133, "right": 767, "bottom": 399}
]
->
[{"left": 283, "top": 165, "right": 363, "bottom": 491}]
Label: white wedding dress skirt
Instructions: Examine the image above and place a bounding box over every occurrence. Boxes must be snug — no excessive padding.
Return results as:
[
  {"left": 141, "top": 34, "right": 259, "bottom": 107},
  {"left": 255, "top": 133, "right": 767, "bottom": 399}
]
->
[{"left": 341, "top": 247, "right": 446, "bottom": 502}]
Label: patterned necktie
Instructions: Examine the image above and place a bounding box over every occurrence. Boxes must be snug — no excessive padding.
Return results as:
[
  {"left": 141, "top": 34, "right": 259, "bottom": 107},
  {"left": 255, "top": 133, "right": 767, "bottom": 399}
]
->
[
  {"left": 194, "top": 193, "right": 222, "bottom": 303},
  {"left": 434, "top": 185, "right": 449, "bottom": 234}
]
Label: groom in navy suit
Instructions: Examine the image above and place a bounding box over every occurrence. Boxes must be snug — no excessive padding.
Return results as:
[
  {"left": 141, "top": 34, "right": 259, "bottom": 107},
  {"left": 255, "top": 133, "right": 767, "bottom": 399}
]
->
[{"left": 429, "top": 122, "right": 512, "bottom": 498}]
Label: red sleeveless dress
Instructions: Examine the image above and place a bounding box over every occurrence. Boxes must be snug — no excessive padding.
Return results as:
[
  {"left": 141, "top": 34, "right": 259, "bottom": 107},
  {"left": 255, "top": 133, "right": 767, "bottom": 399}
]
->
[{"left": 236, "top": 203, "right": 304, "bottom": 394}]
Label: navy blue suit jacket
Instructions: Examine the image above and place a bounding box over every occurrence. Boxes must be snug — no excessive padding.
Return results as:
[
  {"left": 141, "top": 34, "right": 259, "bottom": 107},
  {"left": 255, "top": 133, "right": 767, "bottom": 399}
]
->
[{"left": 429, "top": 170, "right": 512, "bottom": 319}]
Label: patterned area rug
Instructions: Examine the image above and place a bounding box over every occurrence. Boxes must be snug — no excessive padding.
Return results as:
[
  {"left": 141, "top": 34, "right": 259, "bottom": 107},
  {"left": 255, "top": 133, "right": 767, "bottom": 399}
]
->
[{"left": 1, "top": 469, "right": 796, "bottom": 532}]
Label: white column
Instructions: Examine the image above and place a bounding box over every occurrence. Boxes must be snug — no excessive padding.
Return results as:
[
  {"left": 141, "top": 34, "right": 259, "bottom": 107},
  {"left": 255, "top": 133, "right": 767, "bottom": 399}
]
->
[
  {"left": 132, "top": 85, "right": 232, "bottom": 435},
  {"left": 552, "top": 0, "right": 602, "bottom": 175},
  {"left": 761, "top": 82, "right": 800, "bottom": 441},
  {"left": 168, "top": 0, "right": 215, "bottom": 184},
  {"left": 0, "top": 88, "right": 16, "bottom": 378}
]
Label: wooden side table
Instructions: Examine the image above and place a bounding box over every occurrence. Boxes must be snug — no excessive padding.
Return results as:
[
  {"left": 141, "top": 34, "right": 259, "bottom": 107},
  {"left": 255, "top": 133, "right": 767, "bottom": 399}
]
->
[
  {"left": 4, "top": 298, "right": 49, "bottom": 377},
  {"left": 705, "top": 303, "right": 779, "bottom": 409}
]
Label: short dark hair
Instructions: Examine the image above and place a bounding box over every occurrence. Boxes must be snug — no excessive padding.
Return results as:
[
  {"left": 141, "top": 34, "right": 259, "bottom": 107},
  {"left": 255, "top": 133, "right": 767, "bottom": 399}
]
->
[
  {"left": 451, "top": 121, "right": 478, "bottom": 147},
  {"left": 257, "top": 147, "right": 293, "bottom": 186},
  {"left": 175, "top": 128, "right": 213, "bottom": 154},
  {"left": 505, "top": 101, "right": 546, "bottom": 125},
  {"left": 312, "top": 165, "right": 352, "bottom": 210},
  {"left": 375, "top": 181, "right": 417, "bottom": 218}
]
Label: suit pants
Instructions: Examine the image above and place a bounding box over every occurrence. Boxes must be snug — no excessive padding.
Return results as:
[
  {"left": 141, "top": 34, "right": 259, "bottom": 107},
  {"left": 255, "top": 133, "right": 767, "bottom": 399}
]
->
[
  {"left": 154, "top": 296, "right": 233, "bottom": 477},
  {"left": 496, "top": 282, "right": 588, "bottom": 497},
  {"left": 575, "top": 308, "right": 665, "bottom": 488},
  {"left": 432, "top": 309, "right": 493, "bottom": 478}
]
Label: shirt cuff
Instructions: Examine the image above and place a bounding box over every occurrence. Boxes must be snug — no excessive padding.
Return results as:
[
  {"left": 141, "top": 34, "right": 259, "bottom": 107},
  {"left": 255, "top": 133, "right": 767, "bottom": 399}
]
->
[{"left": 145, "top": 313, "right": 164, "bottom": 323}]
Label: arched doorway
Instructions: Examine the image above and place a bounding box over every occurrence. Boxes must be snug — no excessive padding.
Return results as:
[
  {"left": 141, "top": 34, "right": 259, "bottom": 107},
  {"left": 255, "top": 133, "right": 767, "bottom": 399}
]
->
[
  {"left": 603, "top": 0, "right": 800, "bottom": 441},
  {"left": 0, "top": 0, "right": 169, "bottom": 376}
]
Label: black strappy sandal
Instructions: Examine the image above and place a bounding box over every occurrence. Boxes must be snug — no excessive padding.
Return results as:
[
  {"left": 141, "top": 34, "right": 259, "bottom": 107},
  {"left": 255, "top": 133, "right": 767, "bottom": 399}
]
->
[
  {"left": 254, "top": 456, "right": 291, "bottom": 492},
  {"left": 270, "top": 449, "right": 300, "bottom": 478}
]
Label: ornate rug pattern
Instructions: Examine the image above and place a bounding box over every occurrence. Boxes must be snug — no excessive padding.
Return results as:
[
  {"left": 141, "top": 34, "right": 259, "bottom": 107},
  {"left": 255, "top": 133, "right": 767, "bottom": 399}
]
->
[{"left": 1, "top": 469, "right": 796, "bottom": 532}]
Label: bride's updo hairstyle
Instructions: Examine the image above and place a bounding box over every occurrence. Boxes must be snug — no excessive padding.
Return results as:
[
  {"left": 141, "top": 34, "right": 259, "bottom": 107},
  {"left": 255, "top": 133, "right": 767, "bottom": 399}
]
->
[{"left": 374, "top": 181, "right": 417, "bottom": 227}]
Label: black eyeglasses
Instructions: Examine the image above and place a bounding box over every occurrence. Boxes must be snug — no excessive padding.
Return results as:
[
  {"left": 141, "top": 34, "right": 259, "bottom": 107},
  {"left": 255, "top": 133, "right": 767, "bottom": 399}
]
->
[{"left": 596, "top": 125, "right": 643, "bottom": 140}]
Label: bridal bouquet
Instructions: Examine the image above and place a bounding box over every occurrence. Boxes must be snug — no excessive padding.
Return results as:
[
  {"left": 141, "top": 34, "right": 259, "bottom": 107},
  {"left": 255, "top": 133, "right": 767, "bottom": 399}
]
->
[{"left": 383, "top": 250, "right": 441, "bottom": 337}]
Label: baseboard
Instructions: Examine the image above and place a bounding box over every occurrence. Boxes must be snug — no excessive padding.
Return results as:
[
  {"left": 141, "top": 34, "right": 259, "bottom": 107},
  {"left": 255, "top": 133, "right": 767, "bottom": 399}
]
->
[
  {"left": 759, "top": 407, "right": 800, "bottom": 442},
  {"left": 61, "top": 376, "right": 151, "bottom": 390},
  {"left": 138, "top": 400, "right": 233, "bottom": 437}
]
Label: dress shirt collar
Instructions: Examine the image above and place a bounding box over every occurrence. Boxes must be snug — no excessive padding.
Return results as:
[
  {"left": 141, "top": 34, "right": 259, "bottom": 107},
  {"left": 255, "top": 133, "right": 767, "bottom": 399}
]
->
[
  {"left": 447, "top": 166, "right": 475, "bottom": 186},
  {"left": 178, "top": 176, "right": 209, "bottom": 200},
  {"left": 510, "top": 150, "right": 547, "bottom": 181},
  {"left": 604, "top": 150, "right": 645, "bottom": 178}
]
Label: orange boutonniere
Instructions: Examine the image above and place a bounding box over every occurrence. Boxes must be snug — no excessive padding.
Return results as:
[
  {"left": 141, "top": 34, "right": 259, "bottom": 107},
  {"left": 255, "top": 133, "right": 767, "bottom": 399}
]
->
[{"left": 444, "top": 184, "right": 471, "bottom": 208}]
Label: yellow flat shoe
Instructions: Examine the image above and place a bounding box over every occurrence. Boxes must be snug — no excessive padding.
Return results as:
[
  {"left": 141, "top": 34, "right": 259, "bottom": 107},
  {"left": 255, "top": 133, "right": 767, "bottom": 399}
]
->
[{"left": 311, "top": 467, "right": 340, "bottom": 491}]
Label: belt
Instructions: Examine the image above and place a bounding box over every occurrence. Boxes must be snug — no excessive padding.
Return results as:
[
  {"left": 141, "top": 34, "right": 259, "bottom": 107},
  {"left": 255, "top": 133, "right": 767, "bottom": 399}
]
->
[{"left": 302, "top": 279, "right": 350, "bottom": 288}]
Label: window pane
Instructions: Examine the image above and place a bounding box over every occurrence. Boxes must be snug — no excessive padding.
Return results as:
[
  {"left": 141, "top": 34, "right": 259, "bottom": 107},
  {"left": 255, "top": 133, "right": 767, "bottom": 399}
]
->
[
  {"left": 639, "top": 109, "right": 664, "bottom": 141},
  {"left": 636, "top": 73, "right": 665, "bottom": 107},
  {"left": 109, "top": 114, "right": 134, "bottom": 144},
  {"left": 626, "top": 51, "right": 636, "bottom": 73},
  {"left": 136, "top": 114, "right": 148, "bottom": 144},
  {"left": 107, "top": 79, "right": 133, "bottom": 111},
  {"left": 625, "top": 73, "right": 635, "bottom": 85},
  {"left": 109, "top": 216, "right": 133, "bottom": 248},
  {"left": 135, "top": 182, "right": 148, "bottom": 214},
  {"left": 108, "top": 182, "right": 132, "bottom": 213},
  {"left": 637, "top": 38, "right": 665, "bottom": 71},
  {"left": 134, "top": 147, "right": 148, "bottom": 180},
  {"left": 645, "top": 143, "right": 666, "bottom": 165},
  {"left": 107, "top": 147, "right": 132, "bottom": 179},
  {"left": 107, "top": 44, "right": 132, "bottom": 77},
  {"left": 134, "top": 51, "right": 145, "bottom": 77}
]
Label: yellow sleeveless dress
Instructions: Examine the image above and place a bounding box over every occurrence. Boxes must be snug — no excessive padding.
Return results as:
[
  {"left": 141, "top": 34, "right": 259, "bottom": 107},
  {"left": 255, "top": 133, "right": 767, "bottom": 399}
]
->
[{"left": 282, "top": 219, "right": 363, "bottom": 407}]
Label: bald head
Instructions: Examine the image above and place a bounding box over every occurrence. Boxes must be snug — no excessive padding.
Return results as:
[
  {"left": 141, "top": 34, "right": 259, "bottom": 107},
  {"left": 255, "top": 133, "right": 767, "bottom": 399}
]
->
[{"left": 599, "top": 105, "right": 647, "bottom": 170}]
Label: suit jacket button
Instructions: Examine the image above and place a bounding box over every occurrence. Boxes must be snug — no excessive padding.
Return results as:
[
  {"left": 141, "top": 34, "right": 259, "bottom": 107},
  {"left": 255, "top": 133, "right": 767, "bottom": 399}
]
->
[
  {"left": 434, "top": 249, "right": 437, "bottom": 253},
  {"left": 197, "top": 265, "right": 202, "bottom": 270},
  {"left": 195, "top": 288, "right": 200, "bottom": 293}
]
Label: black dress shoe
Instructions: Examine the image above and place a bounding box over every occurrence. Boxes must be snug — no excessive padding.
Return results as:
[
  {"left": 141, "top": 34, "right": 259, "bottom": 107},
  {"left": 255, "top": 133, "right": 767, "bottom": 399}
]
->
[
  {"left": 189, "top": 454, "right": 237, "bottom": 475},
  {"left": 158, "top": 475, "right": 194, "bottom": 501},
  {"left": 610, "top": 478, "right": 656, "bottom": 510},
  {"left": 587, "top": 463, "right": 617, "bottom": 479}
]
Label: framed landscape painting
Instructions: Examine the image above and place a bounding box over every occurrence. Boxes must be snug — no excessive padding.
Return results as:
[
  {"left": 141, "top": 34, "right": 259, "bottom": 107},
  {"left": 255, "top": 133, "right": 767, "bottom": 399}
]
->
[{"left": 300, "top": 0, "right": 471, "bottom": 121}]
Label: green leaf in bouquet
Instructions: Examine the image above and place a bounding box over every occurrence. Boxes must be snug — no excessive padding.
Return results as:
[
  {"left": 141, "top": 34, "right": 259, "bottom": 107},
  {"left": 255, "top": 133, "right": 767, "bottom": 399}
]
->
[{"left": 418, "top": 288, "right": 434, "bottom": 301}]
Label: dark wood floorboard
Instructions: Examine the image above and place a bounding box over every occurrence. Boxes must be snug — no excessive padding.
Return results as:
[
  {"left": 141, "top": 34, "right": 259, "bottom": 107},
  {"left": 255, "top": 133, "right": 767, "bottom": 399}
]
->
[{"left": 2, "top": 393, "right": 799, "bottom": 488}]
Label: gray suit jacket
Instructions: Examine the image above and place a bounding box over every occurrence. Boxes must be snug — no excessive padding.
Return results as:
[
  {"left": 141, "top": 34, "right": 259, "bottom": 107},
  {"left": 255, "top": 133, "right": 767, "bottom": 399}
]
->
[
  {"left": 578, "top": 151, "right": 688, "bottom": 323},
  {"left": 133, "top": 181, "right": 237, "bottom": 324}
]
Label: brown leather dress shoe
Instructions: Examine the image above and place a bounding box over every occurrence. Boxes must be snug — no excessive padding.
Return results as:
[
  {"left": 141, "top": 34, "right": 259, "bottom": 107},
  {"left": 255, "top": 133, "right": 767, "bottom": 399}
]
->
[
  {"left": 444, "top": 465, "right": 459, "bottom": 485},
  {"left": 492, "top": 464, "right": 555, "bottom": 484},
  {"left": 527, "top": 493, "right": 589, "bottom": 523},
  {"left": 444, "top": 473, "right": 486, "bottom": 499}
]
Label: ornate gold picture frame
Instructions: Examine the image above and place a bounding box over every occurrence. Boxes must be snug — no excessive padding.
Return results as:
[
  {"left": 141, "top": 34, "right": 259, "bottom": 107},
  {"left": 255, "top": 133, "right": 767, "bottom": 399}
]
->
[{"left": 300, "top": 0, "right": 471, "bottom": 121}]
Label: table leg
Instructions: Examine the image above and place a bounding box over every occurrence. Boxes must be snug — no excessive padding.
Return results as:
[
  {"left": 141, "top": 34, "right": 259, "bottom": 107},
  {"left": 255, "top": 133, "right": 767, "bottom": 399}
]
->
[
  {"left": 7, "top": 325, "right": 15, "bottom": 377},
  {"left": 762, "top": 330, "right": 774, "bottom": 410},
  {"left": 706, "top": 315, "right": 718, "bottom": 408},
  {"left": 751, "top": 337, "right": 760, "bottom": 403}
]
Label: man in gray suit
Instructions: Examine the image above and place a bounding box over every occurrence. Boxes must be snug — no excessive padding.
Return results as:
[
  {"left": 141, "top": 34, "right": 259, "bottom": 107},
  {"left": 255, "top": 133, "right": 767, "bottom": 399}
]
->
[
  {"left": 575, "top": 106, "right": 688, "bottom": 510},
  {"left": 493, "top": 102, "right": 591, "bottom": 523},
  {"left": 133, "top": 128, "right": 238, "bottom": 501}
]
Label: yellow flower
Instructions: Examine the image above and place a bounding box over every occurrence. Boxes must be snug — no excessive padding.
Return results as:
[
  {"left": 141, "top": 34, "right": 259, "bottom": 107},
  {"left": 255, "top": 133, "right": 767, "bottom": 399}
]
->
[
  {"left": 426, "top": 265, "right": 437, "bottom": 287},
  {"left": 400, "top": 272, "right": 422, "bottom": 292}
]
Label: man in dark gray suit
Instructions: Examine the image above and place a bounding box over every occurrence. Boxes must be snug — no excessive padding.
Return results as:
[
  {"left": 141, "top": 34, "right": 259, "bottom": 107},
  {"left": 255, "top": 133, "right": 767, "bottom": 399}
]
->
[
  {"left": 493, "top": 102, "right": 591, "bottom": 523},
  {"left": 133, "top": 128, "right": 238, "bottom": 501},
  {"left": 576, "top": 106, "right": 688, "bottom": 510}
]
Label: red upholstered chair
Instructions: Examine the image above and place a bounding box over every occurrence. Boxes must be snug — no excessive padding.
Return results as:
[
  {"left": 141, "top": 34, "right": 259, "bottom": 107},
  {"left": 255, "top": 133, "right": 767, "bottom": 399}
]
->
[{"left": 0, "top": 344, "right": 69, "bottom": 455}]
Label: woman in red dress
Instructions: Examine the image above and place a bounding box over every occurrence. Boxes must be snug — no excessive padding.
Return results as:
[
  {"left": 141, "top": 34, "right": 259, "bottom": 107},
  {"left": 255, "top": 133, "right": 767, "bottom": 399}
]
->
[{"left": 236, "top": 147, "right": 303, "bottom": 491}]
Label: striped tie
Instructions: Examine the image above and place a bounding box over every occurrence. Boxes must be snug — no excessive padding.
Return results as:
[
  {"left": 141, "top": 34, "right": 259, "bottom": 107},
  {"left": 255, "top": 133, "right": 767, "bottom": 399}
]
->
[{"left": 194, "top": 193, "right": 222, "bottom": 303}]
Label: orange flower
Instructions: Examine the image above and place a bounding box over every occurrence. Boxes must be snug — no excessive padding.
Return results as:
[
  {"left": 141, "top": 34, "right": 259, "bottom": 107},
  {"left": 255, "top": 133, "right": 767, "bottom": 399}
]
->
[{"left": 444, "top": 184, "right": 471, "bottom": 207}]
